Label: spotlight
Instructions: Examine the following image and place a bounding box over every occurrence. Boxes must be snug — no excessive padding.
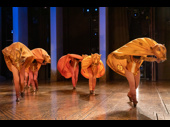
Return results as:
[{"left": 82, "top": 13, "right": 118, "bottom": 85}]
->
[
  {"left": 131, "top": 9, "right": 140, "bottom": 18},
  {"left": 134, "top": 13, "right": 137, "bottom": 17}
]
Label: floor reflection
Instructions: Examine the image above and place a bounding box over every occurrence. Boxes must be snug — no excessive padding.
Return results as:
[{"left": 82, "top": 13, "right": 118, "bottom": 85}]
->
[
  {"left": 93, "top": 108, "right": 153, "bottom": 120},
  {"left": 0, "top": 80, "right": 170, "bottom": 120}
]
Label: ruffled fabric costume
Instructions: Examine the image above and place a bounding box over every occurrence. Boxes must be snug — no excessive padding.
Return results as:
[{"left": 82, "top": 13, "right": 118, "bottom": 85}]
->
[
  {"left": 81, "top": 55, "right": 105, "bottom": 79},
  {"left": 25, "top": 48, "right": 51, "bottom": 73},
  {"left": 2, "top": 42, "right": 34, "bottom": 72},
  {"left": 107, "top": 37, "right": 166, "bottom": 77},
  {"left": 57, "top": 54, "right": 83, "bottom": 79}
]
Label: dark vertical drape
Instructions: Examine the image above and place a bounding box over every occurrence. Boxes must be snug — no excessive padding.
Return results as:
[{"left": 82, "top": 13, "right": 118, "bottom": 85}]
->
[
  {"left": 109, "top": 7, "right": 129, "bottom": 80},
  {"left": 155, "top": 7, "right": 170, "bottom": 80}
]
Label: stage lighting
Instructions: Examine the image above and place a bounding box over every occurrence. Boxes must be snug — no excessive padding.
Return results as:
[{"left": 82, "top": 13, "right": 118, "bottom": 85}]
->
[{"left": 131, "top": 9, "right": 140, "bottom": 18}]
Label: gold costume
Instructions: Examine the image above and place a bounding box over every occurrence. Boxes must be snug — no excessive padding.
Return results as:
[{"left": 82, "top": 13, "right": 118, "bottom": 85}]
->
[
  {"left": 26, "top": 48, "right": 51, "bottom": 73},
  {"left": 107, "top": 37, "right": 167, "bottom": 76},
  {"left": 2, "top": 42, "right": 34, "bottom": 72},
  {"left": 81, "top": 54, "right": 105, "bottom": 79}
]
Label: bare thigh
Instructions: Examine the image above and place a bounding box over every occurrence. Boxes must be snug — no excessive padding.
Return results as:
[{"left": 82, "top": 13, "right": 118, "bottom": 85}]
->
[
  {"left": 135, "top": 71, "right": 140, "bottom": 89},
  {"left": 88, "top": 67, "right": 93, "bottom": 90},
  {"left": 33, "top": 70, "right": 38, "bottom": 81},
  {"left": 29, "top": 70, "right": 36, "bottom": 90},
  {"left": 11, "top": 65, "right": 20, "bottom": 97},
  {"left": 19, "top": 66, "right": 25, "bottom": 92}
]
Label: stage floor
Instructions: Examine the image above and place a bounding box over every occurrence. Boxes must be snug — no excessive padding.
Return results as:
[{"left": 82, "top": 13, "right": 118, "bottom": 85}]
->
[{"left": 0, "top": 80, "right": 170, "bottom": 120}]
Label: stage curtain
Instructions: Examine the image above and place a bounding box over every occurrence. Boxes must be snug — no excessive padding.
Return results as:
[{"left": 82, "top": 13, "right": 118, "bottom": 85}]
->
[{"left": 109, "top": 7, "right": 130, "bottom": 80}]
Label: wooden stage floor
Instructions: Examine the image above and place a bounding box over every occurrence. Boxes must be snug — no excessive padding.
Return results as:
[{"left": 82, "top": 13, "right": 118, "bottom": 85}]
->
[{"left": 0, "top": 79, "right": 170, "bottom": 120}]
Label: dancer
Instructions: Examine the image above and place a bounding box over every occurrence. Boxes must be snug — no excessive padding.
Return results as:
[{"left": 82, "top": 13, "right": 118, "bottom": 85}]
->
[
  {"left": 107, "top": 37, "right": 167, "bottom": 107},
  {"left": 25, "top": 48, "right": 51, "bottom": 91},
  {"left": 81, "top": 53, "right": 105, "bottom": 95},
  {"left": 2, "top": 42, "right": 34, "bottom": 102},
  {"left": 57, "top": 54, "right": 83, "bottom": 89}
]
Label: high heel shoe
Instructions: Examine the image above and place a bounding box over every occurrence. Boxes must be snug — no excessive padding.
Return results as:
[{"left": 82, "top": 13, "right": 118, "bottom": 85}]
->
[
  {"left": 127, "top": 94, "right": 133, "bottom": 102},
  {"left": 21, "top": 92, "right": 25, "bottom": 98},
  {"left": 16, "top": 98, "right": 20, "bottom": 102},
  {"left": 127, "top": 94, "right": 138, "bottom": 107},
  {"left": 133, "top": 101, "right": 138, "bottom": 107}
]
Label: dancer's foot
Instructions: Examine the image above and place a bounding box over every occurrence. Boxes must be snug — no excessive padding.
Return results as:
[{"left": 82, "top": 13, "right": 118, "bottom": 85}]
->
[
  {"left": 127, "top": 93, "right": 138, "bottom": 107},
  {"left": 131, "top": 95, "right": 138, "bottom": 108},
  {"left": 127, "top": 93, "right": 133, "bottom": 102},
  {"left": 33, "top": 89, "right": 36, "bottom": 92},
  {"left": 133, "top": 100, "right": 138, "bottom": 107},
  {"left": 21, "top": 92, "right": 25, "bottom": 98},
  {"left": 16, "top": 97, "right": 20, "bottom": 102},
  {"left": 92, "top": 91, "right": 95, "bottom": 95},
  {"left": 90, "top": 90, "right": 95, "bottom": 95}
]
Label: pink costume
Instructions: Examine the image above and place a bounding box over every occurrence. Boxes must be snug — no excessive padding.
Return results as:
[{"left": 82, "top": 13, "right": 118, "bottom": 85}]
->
[
  {"left": 25, "top": 48, "right": 51, "bottom": 91},
  {"left": 57, "top": 54, "right": 83, "bottom": 89}
]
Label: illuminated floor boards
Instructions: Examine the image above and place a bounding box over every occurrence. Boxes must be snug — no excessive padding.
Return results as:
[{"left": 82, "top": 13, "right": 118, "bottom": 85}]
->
[{"left": 0, "top": 80, "right": 170, "bottom": 120}]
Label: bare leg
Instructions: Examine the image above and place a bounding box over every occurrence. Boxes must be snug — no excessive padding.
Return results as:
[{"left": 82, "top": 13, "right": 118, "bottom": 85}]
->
[
  {"left": 33, "top": 70, "right": 39, "bottom": 91},
  {"left": 92, "top": 76, "right": 96, "bottom": 91},
  {"left": 71, "top": 66, "right": 79, "bottom": 89},
  {"left": 92, "top": 66, "right": 98, "bottom": 95},
  {"left": 19, "top": 66, "right": 26, "bottom": 97},
  {"left": 88, "top": 68, "right": 93, "bottom": 93},
  {"left": 11, "top": 65, "right": 20, "bottom": 101},
  {"left": 28, "top": 72, "right": 31, "bottom": 87},
  {"left": 71, "top": 77, "right": 76, "bottom": 89},
  {"left": 67, "top": 62, "right": 79, "bottom": 89},
  {"left": 91, "top": 76, "right": 96, "bottom": 95},
  {"left": 29, "top": 70, "right": 36, "bottom": 91},
  {"left": 125, "top": 68, "right": 138, "bottom": 107},
  {"left": 75, "top": 65, "right": 79, "bottom": 88},
  {"left": 71, "top": 67, "right": 76, "bottom": 89},
  {"left": 25, "top": 72, "right": 29, "bottom": 87},
  {"left": 135, "top": 71, "right": 140, "bottom": 89}
]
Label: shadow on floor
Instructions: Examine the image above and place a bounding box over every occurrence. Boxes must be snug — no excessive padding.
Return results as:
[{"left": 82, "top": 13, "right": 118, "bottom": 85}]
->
[
  {"left": 92, "top": 107, "right": 153, "bottom": 120},
  {"left": 49, "top": 89, "right": 100, "bottom": 102}
]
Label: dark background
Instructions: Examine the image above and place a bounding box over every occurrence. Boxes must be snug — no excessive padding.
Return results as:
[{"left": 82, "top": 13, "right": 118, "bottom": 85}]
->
[{"left": 0, "top": 7, "right": 169, "bottom": 81}]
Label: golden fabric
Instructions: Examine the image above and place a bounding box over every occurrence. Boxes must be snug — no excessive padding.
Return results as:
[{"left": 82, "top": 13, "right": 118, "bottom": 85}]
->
[
  {"left": 81, "top": 54, "right": 105, "bottom": 79},
  {"left": 107, "top": 37, "right": 167, "bottom": 77},
  {"left": 57, "top": 54, "right": 83, "bottom": 79},
  {"left": 26, "top": 48, "right": 51, "bottom": 73},
  {"left": 2, "top": 42, "right": 34, "bottom": 72}
]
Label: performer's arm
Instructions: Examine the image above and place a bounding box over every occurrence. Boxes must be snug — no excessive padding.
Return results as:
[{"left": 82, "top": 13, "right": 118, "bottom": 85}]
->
[
  {"left": 141, "top": 56, "right": 157, "bottom": 62},
  {"left": 41, "top": 60, "right": 47, "bottom": 65},
  {"left": 113, "top": 54, "right": 131, "bottom": 62}
]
